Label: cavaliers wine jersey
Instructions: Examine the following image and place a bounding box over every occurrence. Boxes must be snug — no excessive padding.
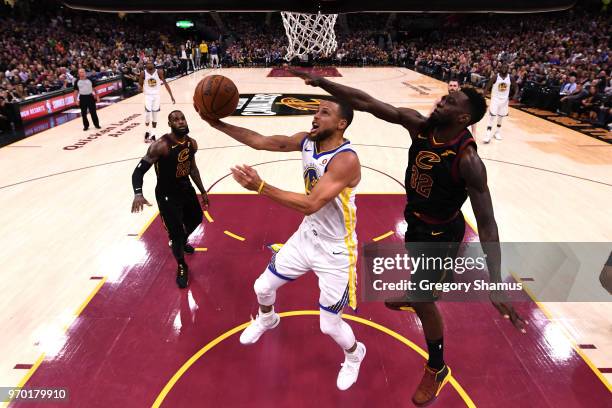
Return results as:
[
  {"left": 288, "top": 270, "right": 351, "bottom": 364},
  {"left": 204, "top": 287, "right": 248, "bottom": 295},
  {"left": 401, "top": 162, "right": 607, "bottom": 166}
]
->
[
  {"left": 301, "top": 137, "right": 358, "bottom": 241},
  {"left": 404, "top": 129, "right": 476, "bottom": 223},
  {"left": 154, "top": 135, "right": 196, "bottom": 195}
]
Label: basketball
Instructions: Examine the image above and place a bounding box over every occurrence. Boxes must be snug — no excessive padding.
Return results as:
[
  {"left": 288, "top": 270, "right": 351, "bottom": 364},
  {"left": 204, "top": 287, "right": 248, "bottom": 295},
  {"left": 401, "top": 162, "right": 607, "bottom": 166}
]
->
[{"left": 193, "top": 75, "right": 239, "bottom": 119}]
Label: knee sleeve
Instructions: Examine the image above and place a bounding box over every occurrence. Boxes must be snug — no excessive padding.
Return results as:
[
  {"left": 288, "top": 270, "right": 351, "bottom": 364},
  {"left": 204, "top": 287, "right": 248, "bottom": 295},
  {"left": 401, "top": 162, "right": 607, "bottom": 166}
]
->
[
  {"left": 145, "top": 110, "right": 151, "bottom": 124},
  {"left": 152, "top": 110, "right": 158, "bottom": 123},
  {"left": 496, "top": 115, "right": 504, "bottom": 126},
  {"left": 254, "top": 271, "right": 286, "bottom": 306},
  {"left": 320, "top": 311, "right": 356, "bottom": 350}
]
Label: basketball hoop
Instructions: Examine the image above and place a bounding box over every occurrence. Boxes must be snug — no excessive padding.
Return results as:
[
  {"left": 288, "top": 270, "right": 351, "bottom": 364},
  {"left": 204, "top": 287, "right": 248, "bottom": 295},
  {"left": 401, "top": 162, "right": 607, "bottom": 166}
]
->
[{"left": 280, "top": 11, "right": 338, "bottom": 61}]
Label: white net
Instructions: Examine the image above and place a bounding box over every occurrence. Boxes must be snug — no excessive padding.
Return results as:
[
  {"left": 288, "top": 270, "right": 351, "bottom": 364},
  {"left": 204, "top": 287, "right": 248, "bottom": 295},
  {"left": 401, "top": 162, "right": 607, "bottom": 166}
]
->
[{"left": 280, "top": 11, "right": 338, "bottom": 61}]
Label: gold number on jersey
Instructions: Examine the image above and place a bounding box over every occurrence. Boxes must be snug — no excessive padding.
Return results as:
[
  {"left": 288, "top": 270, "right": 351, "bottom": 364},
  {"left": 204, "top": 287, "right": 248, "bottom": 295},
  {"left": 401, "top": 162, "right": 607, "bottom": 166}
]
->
[{"left": 410, "top": 165, "right": 434, "bottom": 198}]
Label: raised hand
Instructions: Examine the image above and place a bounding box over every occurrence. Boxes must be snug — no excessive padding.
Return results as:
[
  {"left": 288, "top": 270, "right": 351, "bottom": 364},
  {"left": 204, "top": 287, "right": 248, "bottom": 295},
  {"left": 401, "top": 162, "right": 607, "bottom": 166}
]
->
[
  {"left": 286, "top": 65, "right": 323, "bottom": 87},
  {"left": 230, "top": 164, "right": 262, "bottom": 192}
]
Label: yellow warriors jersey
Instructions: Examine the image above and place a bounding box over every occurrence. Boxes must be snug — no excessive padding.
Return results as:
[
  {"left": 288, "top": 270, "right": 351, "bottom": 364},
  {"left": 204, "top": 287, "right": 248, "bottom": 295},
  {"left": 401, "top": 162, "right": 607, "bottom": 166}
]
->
[{"left": 301, "top": 137, "right": 358, "bottom": 241}]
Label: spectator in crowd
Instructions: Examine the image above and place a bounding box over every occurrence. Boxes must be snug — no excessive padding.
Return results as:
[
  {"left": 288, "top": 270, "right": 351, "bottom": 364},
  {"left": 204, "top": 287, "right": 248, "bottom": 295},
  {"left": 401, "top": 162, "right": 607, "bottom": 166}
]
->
[
  {"left": 0, "top": 1, "right": 609, "bottom": 129},
  {"left": 199, "top": 40, "right": 208, "bottom": 69},
  {"left": 210, "top": 42, "right": 220, "bottom": 69},
  {"left": 558, "top": 82, "right": 589, "bottom": 115},
  {"left": 0, "top": 95, "right": 16, "bottom": 133},
  {"left": 179, "top": 45, "right": 190, "bottom": 75},
  {"left": 579, "top": 85, "right": 604, "bottom": 121},
  {"left": 560, "top": 76, "right": 577, "bottom": 95}
]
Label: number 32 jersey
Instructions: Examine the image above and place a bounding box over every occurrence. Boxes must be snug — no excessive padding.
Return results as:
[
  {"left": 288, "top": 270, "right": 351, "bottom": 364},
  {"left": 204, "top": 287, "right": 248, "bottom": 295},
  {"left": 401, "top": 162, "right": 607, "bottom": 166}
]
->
[{"left": 404, "top": 129, "right": 476, "bottom": 222}]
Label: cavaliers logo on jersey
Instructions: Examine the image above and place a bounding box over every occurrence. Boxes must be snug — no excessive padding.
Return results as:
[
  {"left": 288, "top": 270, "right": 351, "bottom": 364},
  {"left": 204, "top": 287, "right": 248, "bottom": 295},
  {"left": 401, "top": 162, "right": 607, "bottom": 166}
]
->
[
  {"left": 415, "top": 151, "right": 441, "bottom": 170},
  {"left": 303, "top": 166, "right": 320, "bottom": 194},
  {"left": 148, "top": 78, "right": 157, "bottom": 87},
  {"left": 177, "top": 148, "right": 190, "bottom": 163},
  {"left": 176, "top": 148, "right": 191, "bottom": 177}
]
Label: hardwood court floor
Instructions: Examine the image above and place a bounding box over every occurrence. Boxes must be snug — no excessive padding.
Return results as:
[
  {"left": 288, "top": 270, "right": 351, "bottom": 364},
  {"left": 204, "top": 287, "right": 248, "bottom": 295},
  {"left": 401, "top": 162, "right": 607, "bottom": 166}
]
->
[{"left": 0, "top": 67, "right": 610, "bottom": 406}]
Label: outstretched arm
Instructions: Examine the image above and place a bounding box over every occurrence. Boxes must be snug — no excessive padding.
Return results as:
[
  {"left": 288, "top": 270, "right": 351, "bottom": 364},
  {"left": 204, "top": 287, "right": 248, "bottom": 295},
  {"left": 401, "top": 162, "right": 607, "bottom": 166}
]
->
[
  {"left": 289, "top": 68, "right": 424, "bottom": 137},
  {"left": 460, "top": 145, "right": 526, "bottom": 332},
  {"left": 159, "top": 69, "right": 175, "bottom": 104},
  {"left": 131, "top": 140, "right": 167, "bottom": 213},
  {"left": 200, "top": 112, "right": 307, "bottom": 152},
  {"left": 231, "top": 152, "right": 360, "bottom": 215}
]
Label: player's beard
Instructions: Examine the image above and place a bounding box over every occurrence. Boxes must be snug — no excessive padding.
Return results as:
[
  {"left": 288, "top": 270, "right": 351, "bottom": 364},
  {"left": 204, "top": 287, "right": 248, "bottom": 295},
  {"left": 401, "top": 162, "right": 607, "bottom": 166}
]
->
[
  {"left": 309, "top": 127, "right": 333, "bottom": 142},
  {"left": 172, "top": 125, "right": 190, "bottom": 138},
  {"left": 424, "top": 111, "right": 452, "bottom": 132}
]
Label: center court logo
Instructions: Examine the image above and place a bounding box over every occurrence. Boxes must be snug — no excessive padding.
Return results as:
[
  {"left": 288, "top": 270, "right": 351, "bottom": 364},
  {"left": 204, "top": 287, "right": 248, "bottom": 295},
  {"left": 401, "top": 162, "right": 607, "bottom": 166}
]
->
[{"left": 232, "top": 94, "right": 334, "bottom": 116}]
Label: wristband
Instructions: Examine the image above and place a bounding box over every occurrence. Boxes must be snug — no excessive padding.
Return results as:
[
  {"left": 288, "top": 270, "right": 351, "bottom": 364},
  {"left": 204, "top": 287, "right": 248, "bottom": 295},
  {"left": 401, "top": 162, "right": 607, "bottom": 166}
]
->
[{"left": 257, "top": 180, "right": 265, "bottom": 194}]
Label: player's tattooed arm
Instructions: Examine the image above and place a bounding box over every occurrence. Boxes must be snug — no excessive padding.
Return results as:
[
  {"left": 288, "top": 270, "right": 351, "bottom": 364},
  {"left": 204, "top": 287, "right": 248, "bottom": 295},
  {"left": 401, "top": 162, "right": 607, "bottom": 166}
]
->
[
  {"left": 143, "top": 138, "right": 168, "bottom": 164},
  {"left": 289, "top": 68, "right": 424, "bottom": 138},
  {"left": 460, "top": 146, "right": 527, "bottom": 332}
]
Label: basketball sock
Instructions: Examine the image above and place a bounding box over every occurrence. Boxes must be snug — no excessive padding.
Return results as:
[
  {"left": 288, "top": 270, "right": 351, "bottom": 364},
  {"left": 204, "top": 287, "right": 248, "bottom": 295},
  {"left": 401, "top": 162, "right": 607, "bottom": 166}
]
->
[
  {"left": 426, "top": 337, "right": 445, "bottom": 370},
  {"left": 259, "top": 307, "right": 277, "bottom": 326}
]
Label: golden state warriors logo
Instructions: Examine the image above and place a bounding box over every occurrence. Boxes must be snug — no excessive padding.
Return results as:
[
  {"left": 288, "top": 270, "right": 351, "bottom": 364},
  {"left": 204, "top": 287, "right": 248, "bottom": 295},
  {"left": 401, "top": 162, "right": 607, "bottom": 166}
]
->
[
  {"left": 148, "top": 78, "right": 157, "bottom": 87},
  {"left": 277, "top": 97, "right": 323, "bottom": 112},
  {"left": 498, "top": 82, "right": 508, "bottom": 92},
  {"left": 303, "top": 165, "right": 320, "bottom": 194}
]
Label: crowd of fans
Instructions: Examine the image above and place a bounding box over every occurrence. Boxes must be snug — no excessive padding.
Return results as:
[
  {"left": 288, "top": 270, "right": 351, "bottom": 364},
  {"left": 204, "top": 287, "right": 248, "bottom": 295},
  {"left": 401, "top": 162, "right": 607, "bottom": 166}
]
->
[{"left": 0, "top": 1, "right": 610, "bottom": 133}]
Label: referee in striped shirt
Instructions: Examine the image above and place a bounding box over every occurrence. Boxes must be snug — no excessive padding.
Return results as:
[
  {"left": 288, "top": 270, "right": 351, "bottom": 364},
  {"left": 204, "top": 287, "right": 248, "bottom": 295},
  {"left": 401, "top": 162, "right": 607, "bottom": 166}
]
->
[{"left": 75, "top": 68, "right": 101, "bottom": 131}]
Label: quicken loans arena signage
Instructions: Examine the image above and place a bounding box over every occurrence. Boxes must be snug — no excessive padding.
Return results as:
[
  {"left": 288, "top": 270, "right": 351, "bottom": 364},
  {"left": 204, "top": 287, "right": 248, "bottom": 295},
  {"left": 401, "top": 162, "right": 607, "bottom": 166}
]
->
[{"left": 232, "top": 94, "right": 334, "bottom": 116}]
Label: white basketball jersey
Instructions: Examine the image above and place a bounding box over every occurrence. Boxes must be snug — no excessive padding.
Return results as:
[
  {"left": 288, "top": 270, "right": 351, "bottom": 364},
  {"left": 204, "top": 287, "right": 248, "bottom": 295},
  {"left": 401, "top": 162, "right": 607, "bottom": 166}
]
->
[
  {"left": 491, "top": 73, "right": 511, "bottom": 101},
  {"left": 143, "top": 69, "right": 161, "bottom": 95},
  {"left": 301, "top": 137, "right": 358, "bottom": 241}
]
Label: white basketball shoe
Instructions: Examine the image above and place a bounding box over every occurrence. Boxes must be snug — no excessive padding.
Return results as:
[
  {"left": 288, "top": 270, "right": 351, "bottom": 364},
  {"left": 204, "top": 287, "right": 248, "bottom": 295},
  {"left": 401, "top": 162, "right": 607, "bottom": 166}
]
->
[
  {"left": 337, "top": 342, "right": 367, "bottom": 391},
  {"left": 239, "top": 310, "right": 280, "bottom": 345}
]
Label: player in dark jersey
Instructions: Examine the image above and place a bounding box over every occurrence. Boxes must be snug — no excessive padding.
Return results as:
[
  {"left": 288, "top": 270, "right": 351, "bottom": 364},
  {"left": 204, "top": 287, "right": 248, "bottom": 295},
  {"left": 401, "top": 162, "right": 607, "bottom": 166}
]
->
[
  {"left": 131, "top": 110, "right": 209, "bottom": 288},
  {"left": 291, "top": 69, "right": 526, "bottom": 406}
]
